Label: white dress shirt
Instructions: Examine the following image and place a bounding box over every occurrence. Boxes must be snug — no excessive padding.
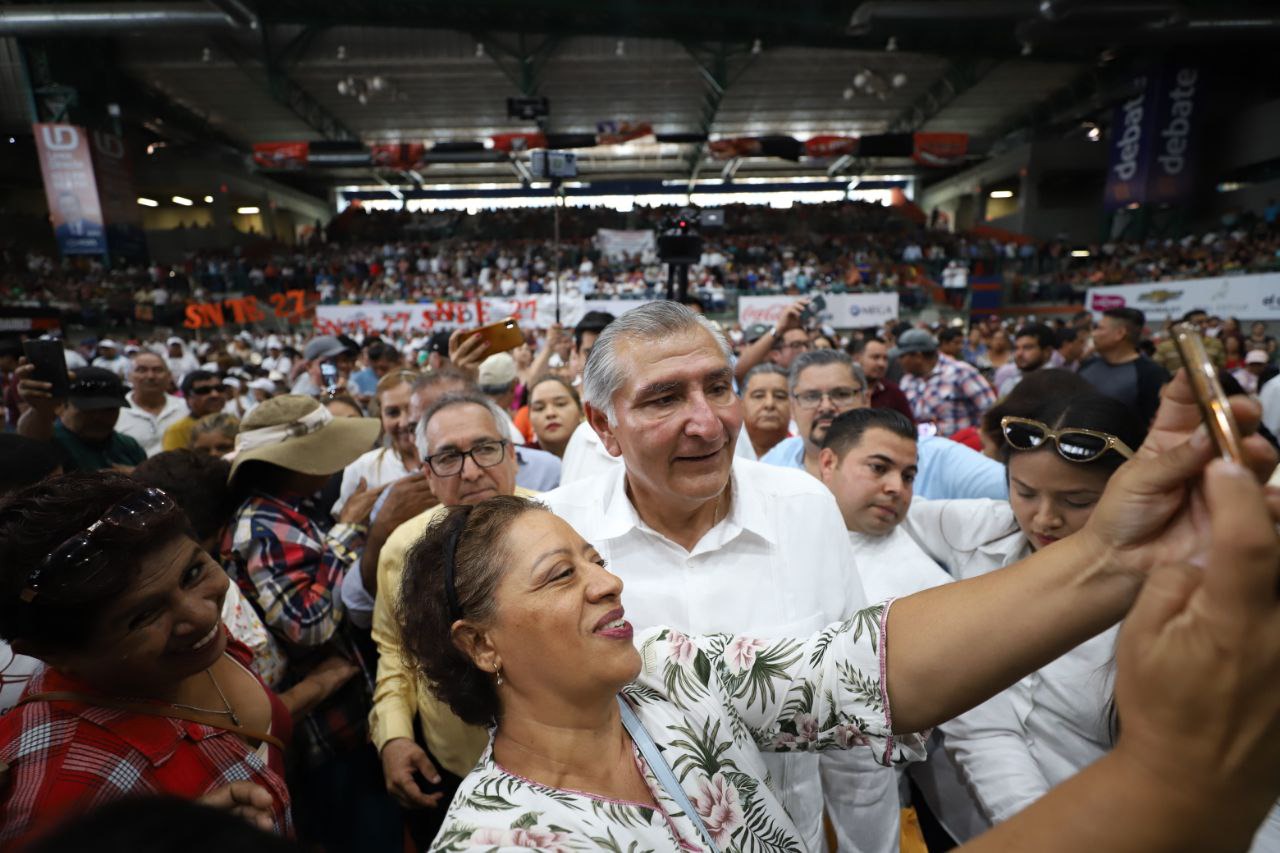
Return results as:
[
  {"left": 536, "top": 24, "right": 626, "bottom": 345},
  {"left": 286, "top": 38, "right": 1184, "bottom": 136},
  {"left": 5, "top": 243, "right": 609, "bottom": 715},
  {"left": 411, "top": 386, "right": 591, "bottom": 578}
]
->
[
  {"left": 114, "top": 392, "right": 189, "bottom": 457},
  {"left": 544, "top": 457, "right": 870, "bottom": 853}
]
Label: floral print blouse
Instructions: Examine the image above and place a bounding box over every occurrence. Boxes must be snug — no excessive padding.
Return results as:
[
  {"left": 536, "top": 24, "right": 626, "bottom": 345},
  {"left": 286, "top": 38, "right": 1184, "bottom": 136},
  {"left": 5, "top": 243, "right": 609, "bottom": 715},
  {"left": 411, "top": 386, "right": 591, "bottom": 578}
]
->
[{"left": 431, "top": 602, "right": 924, "bottom": 852}]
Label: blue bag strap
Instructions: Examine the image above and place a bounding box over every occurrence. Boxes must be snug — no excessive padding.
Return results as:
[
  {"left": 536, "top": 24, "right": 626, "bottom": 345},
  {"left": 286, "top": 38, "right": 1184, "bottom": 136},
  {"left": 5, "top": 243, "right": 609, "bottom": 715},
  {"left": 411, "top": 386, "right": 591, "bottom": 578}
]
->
[{"left": 617, "top": 694, "right": 722, "bottom": 853}]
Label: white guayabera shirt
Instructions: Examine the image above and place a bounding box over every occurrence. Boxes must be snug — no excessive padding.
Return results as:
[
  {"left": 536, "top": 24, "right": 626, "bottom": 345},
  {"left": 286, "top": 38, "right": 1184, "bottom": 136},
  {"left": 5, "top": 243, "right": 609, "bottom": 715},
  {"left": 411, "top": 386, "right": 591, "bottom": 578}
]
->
[{"left": 431, "top": 609, "right": 925, "bottom": 852}]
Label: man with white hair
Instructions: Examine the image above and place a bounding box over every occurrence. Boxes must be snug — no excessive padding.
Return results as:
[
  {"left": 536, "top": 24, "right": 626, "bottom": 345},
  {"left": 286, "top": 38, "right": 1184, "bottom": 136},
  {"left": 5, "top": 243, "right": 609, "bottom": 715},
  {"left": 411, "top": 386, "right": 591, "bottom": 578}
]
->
[{"left": 542, "top": 301, "right": 878, "bottom": 853}]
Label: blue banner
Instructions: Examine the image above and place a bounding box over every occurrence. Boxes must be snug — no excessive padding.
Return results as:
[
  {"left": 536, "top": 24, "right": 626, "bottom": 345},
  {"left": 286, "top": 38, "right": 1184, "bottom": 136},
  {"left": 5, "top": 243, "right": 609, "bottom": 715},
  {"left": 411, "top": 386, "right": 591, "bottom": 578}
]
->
[
  {"left": 1146, "top": 65, "right": 1203, "bottom": 206},
  {"left": 1103, "top": 73, "right": 1159, "bottom": 210}
]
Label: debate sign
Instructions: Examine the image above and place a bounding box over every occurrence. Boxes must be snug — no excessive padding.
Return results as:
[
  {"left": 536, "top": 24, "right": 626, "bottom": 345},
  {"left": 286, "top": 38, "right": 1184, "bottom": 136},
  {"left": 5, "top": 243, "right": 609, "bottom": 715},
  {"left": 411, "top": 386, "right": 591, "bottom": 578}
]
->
[
  {"left": 738, "top": 293, "right": 899, "bottom": 328},
  {"left": 1086, "top": 272, "right": 1280, "bottom": 322}
]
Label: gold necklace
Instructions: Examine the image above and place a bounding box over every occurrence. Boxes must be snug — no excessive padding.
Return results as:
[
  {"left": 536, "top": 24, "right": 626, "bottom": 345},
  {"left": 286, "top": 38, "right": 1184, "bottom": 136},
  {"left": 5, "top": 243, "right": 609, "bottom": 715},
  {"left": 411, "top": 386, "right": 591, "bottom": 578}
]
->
[{"left": 168, "top": 668, "right": 241, "bottom": 727}]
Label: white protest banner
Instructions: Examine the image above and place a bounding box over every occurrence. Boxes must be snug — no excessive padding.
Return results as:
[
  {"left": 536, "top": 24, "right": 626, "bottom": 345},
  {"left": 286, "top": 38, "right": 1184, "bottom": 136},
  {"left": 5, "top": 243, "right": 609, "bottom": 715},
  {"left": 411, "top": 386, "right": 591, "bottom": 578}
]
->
[
  {"left": 595, "top": 228, "right": 656, "bottom": 260},
  {"left": 315, "top": 296, "right": 652, "bottom": 337},
  {"left": 738, "top": 292, "right": 899, "bottom": 329},
  {"left": 1086, "top": 272, "right": 1280, "bottom": 322}
]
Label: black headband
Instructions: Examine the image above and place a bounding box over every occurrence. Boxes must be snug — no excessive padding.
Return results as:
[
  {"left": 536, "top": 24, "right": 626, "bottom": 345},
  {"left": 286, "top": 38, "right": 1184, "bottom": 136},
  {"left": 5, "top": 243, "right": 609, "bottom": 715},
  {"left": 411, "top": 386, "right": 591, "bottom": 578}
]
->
[{"left": 442, "top": 506, "right": 473, "bottom": 622}]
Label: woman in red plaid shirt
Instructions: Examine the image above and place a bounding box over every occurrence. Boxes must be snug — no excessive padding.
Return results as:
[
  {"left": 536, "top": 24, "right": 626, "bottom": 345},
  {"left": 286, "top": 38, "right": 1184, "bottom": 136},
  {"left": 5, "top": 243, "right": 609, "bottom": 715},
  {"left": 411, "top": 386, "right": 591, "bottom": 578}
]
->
[{"left": 0, "top": 473, "right": 292, "bottom": 847}]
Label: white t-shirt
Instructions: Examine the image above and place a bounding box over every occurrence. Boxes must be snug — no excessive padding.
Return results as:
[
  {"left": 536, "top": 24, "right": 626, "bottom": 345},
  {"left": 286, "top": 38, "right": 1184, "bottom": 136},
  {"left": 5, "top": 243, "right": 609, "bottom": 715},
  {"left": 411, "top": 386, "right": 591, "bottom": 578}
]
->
[
  {"left": 115, "top": 392, "right": 189, "bottom": 457},
  {"left": 543, "top": 457, "right": 872, "bottom": 853}
]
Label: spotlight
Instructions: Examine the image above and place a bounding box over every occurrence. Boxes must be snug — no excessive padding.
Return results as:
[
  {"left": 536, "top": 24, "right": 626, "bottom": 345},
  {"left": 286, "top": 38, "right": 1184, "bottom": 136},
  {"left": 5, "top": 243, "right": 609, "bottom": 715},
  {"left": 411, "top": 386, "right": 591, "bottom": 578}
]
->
[
  {"left": 1086, "top": 125, "right": 1101, "bottom": 142},
  {"left": 989, "top": 190, "right": 1014, "bottom": 199},
  {"left": 172, "top": 195, "right": 193, "bottom": 206},
  {"left": 843, "top": 87, "right": 855, "bottom": 100},
  {"left": 368, "top": 75, "right": 386, "bottom": 92},
  {"left": 853, "top": 71, "right": 869, "bottom": 89},
  {"left": 203, "top": 195, "right": 214, "bottom": 203},
  {"left": 1070, "top": 249, "right": 1091, "bottom": 258},
  {"left": 136, "top": 197, "right": 159, "bottom": 207},
  {"left": 751, "top": 38, "right": 762, "bottom": 54},
  {"left": 337, "top": 79, "right": 350, "bottom": 96},
  {"left": 237, "top": 206, "right": 260, "bottom": 215},
  {"left": 891, "top": 72, "right": 908, "bottom": 88}
]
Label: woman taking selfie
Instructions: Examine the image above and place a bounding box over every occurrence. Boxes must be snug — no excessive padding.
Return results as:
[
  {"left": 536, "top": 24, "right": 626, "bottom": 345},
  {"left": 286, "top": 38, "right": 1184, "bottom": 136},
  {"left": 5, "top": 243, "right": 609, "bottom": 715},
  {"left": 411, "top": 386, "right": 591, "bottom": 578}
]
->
[
  {"left": 0, "top": 473, "right": 290, "bottom": 846},
  {"left": 396, "top": 369, "right": 1280, "bottom": 852}
]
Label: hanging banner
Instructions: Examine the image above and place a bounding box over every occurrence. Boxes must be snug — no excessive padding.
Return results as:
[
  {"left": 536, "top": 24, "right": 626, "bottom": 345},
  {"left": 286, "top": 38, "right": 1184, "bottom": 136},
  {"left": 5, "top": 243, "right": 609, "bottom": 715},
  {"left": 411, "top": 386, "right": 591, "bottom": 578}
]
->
[
  {"left": 314, "top": 296, "right": 649, "bottom": 337},
  {"left": 90, "top": 128, "right": 147, "bottom": 261},
  {"left": 1086, "top": 272, "right": 1280, "bottom": 322},
  {"left": 252, "top": 141, "right": 310, "bottom": 169},
  {"left": 33, "top": 123, "right": 107, "bottom": 256},
  {"left": 738, "top": 293, "right": 899, "bottom": 328},
  {"left": 595, "top": 229, "right": 656, "bottom": 260},
  {"left": 370, "top": 142, "right": 426, "bottom": 170},
  {"left": 1145, "top": 65, "right": 1202, "bottom": 207},
  {"left": 182, "top": 290, "right": 316, "bottom": 330},
  {"left": 912, "top": 132, "right": 969, "bottom": 167},
  {"left": 595, "top": 121, "right": 653, "bottom": 145},
  {"left": 804, "top": 135, "right": 859, "bottom": 158}
]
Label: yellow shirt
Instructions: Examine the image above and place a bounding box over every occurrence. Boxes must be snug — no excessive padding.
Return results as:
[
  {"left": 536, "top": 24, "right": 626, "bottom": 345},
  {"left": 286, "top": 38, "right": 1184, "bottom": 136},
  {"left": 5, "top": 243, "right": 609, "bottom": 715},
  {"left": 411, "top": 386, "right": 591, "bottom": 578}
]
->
[
  {"left": 161, "top": 415, "right": 196, "bottom": 451},
  {"left": 369, "top": 487, "right": 539, "bottom": 777}
]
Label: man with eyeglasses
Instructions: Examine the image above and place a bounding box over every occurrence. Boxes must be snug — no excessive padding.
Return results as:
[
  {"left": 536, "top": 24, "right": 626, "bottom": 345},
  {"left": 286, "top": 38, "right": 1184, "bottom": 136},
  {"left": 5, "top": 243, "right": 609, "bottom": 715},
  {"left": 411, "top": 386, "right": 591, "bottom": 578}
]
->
[
  {"left": 161, "top": 370, "right": 229, "bottom": 451},
  {"left": 761, "top": 349, "right": 868, "bottom": 478},
  {"left": 369, "top": 391, "right": 538, "bottom": 848}
]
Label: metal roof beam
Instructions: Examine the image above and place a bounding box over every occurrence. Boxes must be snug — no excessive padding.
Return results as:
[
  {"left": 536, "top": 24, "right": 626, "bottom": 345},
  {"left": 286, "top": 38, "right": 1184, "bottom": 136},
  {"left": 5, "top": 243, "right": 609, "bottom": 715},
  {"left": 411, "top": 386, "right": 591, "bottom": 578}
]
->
[
  {"left": 683, "top": 40, "right": 759, "bottom": 190},
  {"left": 887, "top": 57, "right": 1000, "bottom": 134},
  {"left": 211, "top": 28, "right": 358, "bottom": 142}
]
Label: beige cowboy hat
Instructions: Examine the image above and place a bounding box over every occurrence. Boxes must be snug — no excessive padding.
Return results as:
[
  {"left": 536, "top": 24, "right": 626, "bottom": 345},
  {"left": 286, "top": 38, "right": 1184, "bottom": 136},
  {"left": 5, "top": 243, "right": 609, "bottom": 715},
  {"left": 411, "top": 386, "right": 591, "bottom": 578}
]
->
[{"left": 228, "top": 394, "right": 380, "bottom": 482}]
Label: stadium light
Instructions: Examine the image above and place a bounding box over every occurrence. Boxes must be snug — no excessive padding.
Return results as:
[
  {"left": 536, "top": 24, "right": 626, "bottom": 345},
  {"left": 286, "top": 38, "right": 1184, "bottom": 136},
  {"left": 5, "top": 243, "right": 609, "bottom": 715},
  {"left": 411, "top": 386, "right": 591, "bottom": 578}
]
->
[
  {"left": 203, "top": 195, "right": 214, "bottom": 203},
  {"left": 989, "top": 190, "right": 1014, "bottom": 199},
  {"left": 1071, "top": 249, "right": 1091, "bottom": 258},
  {"left": 137, "top": 197, "right": 159, "bottom": 207},
  {"left": 237, "top": 206, "right": 260, "bottom": 214},
  {"left": 172, "top": 195, "right": 193, "bottom": 206}
]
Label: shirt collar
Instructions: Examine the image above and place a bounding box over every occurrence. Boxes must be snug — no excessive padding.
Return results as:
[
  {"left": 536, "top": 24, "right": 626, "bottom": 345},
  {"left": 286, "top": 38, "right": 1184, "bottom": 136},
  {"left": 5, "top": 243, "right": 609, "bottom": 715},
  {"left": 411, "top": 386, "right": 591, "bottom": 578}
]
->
[{"left": 596, "top": 457, "right": 779, "bottom": 548}]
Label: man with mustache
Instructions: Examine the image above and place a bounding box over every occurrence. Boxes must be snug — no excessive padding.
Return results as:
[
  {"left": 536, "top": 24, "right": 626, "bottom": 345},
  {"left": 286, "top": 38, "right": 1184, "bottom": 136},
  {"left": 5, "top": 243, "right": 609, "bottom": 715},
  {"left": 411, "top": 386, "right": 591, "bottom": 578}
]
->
[{"left": 761, "top": 349, "right": 868, "bottom": 478}]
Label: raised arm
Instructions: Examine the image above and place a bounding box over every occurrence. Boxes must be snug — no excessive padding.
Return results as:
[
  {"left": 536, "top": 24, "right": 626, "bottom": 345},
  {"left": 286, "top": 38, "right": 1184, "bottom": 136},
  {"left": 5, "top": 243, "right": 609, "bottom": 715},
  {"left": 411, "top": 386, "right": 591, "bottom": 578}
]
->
[
  {"left": 958, "top": 459, "right": 1280, "bottom": 851},
  {"left": 885, "top": 371, "right": 1276, "bottom": 733}
]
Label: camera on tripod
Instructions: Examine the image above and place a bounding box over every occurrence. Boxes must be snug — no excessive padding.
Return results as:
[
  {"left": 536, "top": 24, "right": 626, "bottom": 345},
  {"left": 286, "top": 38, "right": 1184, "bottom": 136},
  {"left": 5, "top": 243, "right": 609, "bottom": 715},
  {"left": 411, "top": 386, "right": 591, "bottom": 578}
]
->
[{"left": 656, "top": 209, "right": 704, "bottom": 265}]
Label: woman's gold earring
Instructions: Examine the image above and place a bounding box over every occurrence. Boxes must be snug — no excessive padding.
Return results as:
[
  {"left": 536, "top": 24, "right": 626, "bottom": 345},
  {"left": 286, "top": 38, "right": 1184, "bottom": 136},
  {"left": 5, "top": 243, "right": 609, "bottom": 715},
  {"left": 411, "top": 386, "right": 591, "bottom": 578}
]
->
[{"left": 495, "top": 666, "right": 503, "bottom": 686}]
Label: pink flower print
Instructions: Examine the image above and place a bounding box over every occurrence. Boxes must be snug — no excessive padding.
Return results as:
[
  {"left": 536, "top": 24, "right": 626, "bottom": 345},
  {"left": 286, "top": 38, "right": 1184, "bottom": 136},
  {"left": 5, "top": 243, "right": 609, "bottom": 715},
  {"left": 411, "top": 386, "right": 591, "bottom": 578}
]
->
[
  {"left": 470, "top": 827, "right": 574, "bottom": 852},
  {"left": 835, "top": 723, "right": 871, "bottom": 750},
  {"left": 794, "top": 713, "right": 820, "bottom": 744},
  {"left": 725, "top": 637, "right": 766, "bottom": 673},
  {"left": 691, "top": 773, "right": 745, "bottom": 846},
  {"left": 668, "top": 630, "right": 697, "bottom": 665}
]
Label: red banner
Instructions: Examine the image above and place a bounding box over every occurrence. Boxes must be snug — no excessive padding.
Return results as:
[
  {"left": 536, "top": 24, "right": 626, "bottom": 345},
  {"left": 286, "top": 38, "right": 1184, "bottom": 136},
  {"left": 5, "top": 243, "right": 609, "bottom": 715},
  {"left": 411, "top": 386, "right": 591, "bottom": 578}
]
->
[
  {"left": 182, "top": 290, "right": 315, "bottom": 330},
  {"left": 490, "top": 132, "right": 548, "bottom": 153},
  {"left": 253, "top": 142, "right": 310, "bottom": 169},
  {"left": 370, "top": 142, "right": 426, "bottom": 170},
  {"left": 912, "top": 132, "right": 969, "bottom": 167},
  {"left": 596, "top": 121, "right": 653, "bottom": 146},
  {"left": 804, "top": 135, "right": 859, "bottom": 158}
]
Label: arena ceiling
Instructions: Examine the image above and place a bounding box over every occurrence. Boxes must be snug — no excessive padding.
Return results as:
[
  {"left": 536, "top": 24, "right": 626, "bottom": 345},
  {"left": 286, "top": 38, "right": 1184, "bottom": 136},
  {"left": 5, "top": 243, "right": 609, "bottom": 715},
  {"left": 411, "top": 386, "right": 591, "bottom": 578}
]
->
[{"left": 3, "top": 0, "right": 1279, "bottom": 191}]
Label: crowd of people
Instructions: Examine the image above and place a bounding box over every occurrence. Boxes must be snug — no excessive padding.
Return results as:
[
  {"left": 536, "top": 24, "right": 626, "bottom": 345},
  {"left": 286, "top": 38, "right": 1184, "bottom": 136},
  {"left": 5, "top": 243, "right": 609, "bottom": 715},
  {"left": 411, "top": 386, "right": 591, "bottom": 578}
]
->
[
  {"left": 7, "top": 200, "right": 1280, "bottom": 334},
  {"left": 0, "top": 292, "right": 1278, "bottom": 853}
]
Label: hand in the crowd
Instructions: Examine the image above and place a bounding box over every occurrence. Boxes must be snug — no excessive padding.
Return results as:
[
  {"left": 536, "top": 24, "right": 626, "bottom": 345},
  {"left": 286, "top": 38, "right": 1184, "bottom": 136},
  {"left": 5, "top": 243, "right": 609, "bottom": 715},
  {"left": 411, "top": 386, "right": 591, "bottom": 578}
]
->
[
  {"left": 197, "top": 780, "right": 276, "bottom": 832},
  {"left": 776, "top": 300, "right": 808, "bottom": 333},
  {"left": 14, "top": 361, "right": 70, "bottom": 420},
  {"left": 449, "top": 327, "right": 489, "bottom": 376},
  {"left": 380, "top": 738, "right": 445, "bottom": 810},
  {"left": 337, "top": 477, "right": 384, "bottom": 526},
  {"left": 1080, "top": 369, "right": 1277, "bottom": 579},
  {"left": 372, "top": 471, "right": 438, "bottom": 535},
  {"left": 1110, "top": 458, "right": 1280, "bottom": 847}
]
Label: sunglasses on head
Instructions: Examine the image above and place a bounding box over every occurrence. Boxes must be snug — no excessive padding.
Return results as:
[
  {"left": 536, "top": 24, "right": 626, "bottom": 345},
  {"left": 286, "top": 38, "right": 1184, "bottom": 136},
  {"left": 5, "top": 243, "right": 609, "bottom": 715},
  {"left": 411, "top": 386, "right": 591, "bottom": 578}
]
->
[
  {"left": 21, "top": 487, "right": 175, "bottom": 604},
  {"left": 1001, "top": 416, "right": 1135, "bottom": 463}
]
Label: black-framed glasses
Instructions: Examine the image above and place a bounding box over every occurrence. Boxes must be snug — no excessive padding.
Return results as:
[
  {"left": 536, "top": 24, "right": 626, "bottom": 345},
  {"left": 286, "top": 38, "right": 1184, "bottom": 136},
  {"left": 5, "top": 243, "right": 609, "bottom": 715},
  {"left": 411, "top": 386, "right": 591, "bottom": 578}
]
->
[
  {"left": 21, "top": 487, "right": 175, "bottom": 604},
  {"left": 189, "top": 384, "right": 227, "bottom": 396},
  {"left": 1001, "top": 416, "right": 1135, "bottom": 463},
  {"left": 423, "top": 439, "right": 509, "bottom": 477},
  {"left": 792, "top": 387, "right": 863, "bottom": 410}
]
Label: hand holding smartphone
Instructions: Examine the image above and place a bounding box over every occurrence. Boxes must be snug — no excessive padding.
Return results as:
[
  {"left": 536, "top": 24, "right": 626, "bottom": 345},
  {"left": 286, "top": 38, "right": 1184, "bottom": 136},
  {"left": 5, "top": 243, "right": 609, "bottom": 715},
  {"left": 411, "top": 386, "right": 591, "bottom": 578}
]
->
[
  {"left": 459, "top": 318, "right": 524, "bottom": 356},
  {"left": 21, "top": 339, "right": 71, "bottom": 399},
  {"left": 1170, "top": 323, "right": 1245, "bottom": 465}
]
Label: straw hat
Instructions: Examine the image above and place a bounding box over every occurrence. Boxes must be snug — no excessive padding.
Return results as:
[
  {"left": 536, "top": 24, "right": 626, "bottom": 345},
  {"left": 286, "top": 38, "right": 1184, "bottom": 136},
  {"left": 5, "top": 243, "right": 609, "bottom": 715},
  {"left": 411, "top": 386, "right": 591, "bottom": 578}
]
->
[{"left": 228, "top": 394, "right": 379, "bottom": 482}]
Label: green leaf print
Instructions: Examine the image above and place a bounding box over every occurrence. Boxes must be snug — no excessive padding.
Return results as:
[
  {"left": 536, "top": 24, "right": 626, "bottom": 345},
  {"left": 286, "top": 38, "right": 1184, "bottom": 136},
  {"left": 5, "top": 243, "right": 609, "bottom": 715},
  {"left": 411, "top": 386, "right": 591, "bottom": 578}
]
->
[
  {"left": 511, "top": 811, "right": 539, "bottom": 829},
  {"left": 668, "top": 718, "right": 735, "bottom": 781}
]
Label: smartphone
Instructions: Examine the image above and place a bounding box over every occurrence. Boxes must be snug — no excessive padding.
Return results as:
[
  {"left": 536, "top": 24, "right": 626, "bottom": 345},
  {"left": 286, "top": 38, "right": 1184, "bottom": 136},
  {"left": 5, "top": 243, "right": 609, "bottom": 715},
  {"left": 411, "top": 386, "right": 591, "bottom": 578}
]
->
[
  {"left": 801, "top": 294, "right": 827, "bottom": 323},
  {"left": 1171, "top": 323, "right": 1245, "bottom": 464},
  {"left": 461, "top": 318, "right": 524, "bottom": 355},
  {"left": 22, "top": 339, "right": 71, "bottom": 399},
  {"left": 320, "top": 362, "right": 339, "bottom": 392}
]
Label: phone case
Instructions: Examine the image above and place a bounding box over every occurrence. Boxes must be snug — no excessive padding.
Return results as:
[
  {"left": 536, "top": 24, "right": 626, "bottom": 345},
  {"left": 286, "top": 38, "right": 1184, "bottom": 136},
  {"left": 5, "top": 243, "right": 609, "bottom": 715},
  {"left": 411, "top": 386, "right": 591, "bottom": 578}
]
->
[
  {"left": 466, "top": 318, "right": 524, "bottom": 355},
  {"left": 22, "top": 339, "right": 71, "bottom": 399},
  {"left": 1171, "top": 323, "right": 1245, "bottom": 464}
]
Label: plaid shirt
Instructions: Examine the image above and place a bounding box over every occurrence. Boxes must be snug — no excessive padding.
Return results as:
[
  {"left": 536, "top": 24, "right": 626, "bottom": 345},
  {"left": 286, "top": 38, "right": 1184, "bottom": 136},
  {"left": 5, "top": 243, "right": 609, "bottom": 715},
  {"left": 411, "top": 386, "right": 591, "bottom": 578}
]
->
[
  {"left": 0, "top": 638, "right": 292, "bottom": 848},
  {"left": 900, "top": 353, "right": 998, "bottom": 437},
  {"left": 223, "top": 492, "right": 372, "bottom": 764}
]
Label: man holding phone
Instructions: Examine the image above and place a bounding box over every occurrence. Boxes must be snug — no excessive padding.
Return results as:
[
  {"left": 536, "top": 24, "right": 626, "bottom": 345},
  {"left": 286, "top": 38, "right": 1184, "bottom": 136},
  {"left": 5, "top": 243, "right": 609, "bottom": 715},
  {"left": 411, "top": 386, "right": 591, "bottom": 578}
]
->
[{"left": 15, "top": 365, "right": 145, "bottom": 472}]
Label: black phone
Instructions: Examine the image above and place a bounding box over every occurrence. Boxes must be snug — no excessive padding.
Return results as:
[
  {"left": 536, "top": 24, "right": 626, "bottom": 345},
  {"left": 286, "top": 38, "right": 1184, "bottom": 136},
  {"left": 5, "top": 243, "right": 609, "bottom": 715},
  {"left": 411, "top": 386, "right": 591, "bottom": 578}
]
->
[
  {"left": 22, "top": 339, "right": 71, "bottom": 399},
  {"left": 801, "top": 294, "right": 827, "bottom": 323}
]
